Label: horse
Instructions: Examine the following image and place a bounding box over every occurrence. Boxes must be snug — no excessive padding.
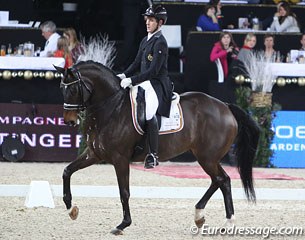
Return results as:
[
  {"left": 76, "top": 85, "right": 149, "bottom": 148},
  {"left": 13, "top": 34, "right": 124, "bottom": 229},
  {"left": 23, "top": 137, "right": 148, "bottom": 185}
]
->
[{"left": 55, "top": 60, "right": 260, "bottom": 235}]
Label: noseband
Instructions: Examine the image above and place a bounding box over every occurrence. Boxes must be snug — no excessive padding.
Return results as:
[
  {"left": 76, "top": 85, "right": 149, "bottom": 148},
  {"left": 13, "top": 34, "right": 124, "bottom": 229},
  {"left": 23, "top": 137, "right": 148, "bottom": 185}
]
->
[{"left": 60, "top": 67, "right": 92, "bottom": 111}]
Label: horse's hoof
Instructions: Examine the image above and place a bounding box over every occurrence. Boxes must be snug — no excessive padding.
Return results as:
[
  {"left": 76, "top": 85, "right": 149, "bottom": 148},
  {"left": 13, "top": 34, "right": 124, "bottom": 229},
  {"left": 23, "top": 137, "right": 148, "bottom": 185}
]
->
[
  {"left": 194, "top": 208, "right": 205, "bottom": 228},
  {"left": 68, "top": 206, "right": 79, "bottom": 220},
  {"left": 110, "top": 228, "right": 124, "bottom": 235},
  {"left": 195, "top": 217, "right": 205, "bottom": 228},
  {"left": 224, "top": 215, "right": 235, "bottom": 227}
]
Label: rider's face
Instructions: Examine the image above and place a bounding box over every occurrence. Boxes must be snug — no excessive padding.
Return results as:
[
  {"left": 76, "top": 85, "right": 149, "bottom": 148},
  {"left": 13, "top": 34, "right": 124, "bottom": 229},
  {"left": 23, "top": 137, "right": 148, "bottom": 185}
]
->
[{"left": 145, "top": 16, "right": 159, "bottom": 33}]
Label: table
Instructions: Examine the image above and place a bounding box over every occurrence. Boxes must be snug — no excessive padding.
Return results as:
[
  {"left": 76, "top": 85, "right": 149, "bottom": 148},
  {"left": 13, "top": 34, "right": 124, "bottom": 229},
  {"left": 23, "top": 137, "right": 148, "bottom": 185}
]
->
[
  {"left": 270, "top": 63, "right": 305, "bottom": 77},
  {"left": 0, "top": 56, "right": 65, "bottom": 70},
  {"left": 0, "top": 56, "right": 65, "bottom": 104},
  {"left": 223, "top": 29, "right": 271, "bottom": 33}
]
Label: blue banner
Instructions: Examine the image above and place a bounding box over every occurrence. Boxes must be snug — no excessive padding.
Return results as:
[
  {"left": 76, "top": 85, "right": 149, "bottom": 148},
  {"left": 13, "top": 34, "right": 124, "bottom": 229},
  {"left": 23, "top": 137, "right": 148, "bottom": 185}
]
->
[{"left": 271, "top": 111, "right": 305, "bottom": 168}]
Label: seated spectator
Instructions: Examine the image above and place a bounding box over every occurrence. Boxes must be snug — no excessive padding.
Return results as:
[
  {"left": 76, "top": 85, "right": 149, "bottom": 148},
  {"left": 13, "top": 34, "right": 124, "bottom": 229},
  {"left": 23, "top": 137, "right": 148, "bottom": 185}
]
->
[
  {"left": 263, "top": 34, "right": 281, "bottom": 62},
  {"left": 238, "top": 33, "right": 257, "bottom": 64},
  {"left": 232, "top": 33, "right": 257, "bottom": 78},
  {"left": 209, "top": 0, "right": 223, "bottom": 27},
  {"left": 209, "top": 0, "right": 234, "bottom": 29},
  {"left": 63, "top": 28, "right": 84, "bottom": 64},
  {"left": 39, "top": 21, "right": 61, "bottom": 57},
  {"left": 300, "top": 33, "right": 305, "bottom": 51},
  {"left": 196, "top": 4, "right": 220, "bottom": 31},
  {"left": 210, "top": 31, "right": 239, "bottom": 80},
  {"left": 261, "top": 2, "right": 283, "bottom": 30},
  {"left": 53, "top": 37, "right": 73, "bottom": 69},
  {"left": 269, "top": 1, "right": 300, "bottom": 32}
]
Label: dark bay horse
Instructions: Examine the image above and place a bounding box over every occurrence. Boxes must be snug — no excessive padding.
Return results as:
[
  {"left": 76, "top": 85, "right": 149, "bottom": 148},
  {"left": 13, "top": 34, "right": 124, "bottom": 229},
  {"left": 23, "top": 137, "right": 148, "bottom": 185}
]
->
[{"left": 55, "top": 60, "right": 260, "bottom": 235}]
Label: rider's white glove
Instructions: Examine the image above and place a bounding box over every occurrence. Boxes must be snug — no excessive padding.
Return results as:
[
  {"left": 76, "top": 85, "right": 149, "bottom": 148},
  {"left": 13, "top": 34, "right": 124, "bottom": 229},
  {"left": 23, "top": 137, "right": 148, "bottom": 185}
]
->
[
  {"left": 117, "top": 73, "right": 126, "bottom": 80},
  {"left": 120, "top": 78, "right": 132, "bottom": 89}
]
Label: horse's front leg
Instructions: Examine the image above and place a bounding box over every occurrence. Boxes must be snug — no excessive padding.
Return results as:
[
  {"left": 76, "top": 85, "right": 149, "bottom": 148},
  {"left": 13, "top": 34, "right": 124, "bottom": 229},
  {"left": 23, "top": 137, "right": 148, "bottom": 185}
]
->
[
  {"left": 63, "top": 149, "right": 98, "bottom": 220},
  {"left": 111, "top": 159, "right": 131, "bottom": 235}
]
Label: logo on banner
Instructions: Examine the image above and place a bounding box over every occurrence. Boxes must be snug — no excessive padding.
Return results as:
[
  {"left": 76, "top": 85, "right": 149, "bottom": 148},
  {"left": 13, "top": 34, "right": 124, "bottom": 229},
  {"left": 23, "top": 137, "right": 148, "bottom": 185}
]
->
[{"left": 271, "top": 111, "right": 305, "bottom": 167}]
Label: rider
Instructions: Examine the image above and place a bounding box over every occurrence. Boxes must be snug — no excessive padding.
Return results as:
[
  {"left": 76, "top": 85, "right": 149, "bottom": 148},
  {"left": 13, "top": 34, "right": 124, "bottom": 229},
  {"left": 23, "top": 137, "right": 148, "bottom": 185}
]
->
[{"left": 117, "top": 5, "right": 172, "bottom": 169}]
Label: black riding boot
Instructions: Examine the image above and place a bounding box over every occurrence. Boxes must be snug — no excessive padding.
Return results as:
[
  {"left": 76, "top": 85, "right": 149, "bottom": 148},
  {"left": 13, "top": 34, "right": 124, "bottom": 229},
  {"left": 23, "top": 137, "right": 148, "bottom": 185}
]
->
[{"left": 144, "top": 115, "right": 159, "bottom": 169}]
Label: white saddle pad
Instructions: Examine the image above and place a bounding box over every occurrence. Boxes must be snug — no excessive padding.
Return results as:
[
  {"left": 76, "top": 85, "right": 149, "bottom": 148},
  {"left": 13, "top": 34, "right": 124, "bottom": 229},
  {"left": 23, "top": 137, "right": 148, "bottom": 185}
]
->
[{"left": 129, "top": 86, "right": 184, "bottom": 135}]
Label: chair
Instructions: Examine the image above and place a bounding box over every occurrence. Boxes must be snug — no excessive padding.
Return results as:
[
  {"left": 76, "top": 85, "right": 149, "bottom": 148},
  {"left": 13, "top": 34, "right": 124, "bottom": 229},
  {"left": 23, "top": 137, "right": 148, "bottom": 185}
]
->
[
  {"left": 215, "top": 58, "right": 224, "bottom": 83},
  {"left": 161, "top": 25, "right": 183, "bottom": 73}
]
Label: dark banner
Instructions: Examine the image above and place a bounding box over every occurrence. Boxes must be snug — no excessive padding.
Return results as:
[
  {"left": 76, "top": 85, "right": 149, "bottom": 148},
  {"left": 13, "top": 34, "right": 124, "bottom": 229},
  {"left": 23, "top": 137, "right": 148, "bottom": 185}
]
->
[{"left": 0, "top": 103, "right": 79, "bottom": 162}]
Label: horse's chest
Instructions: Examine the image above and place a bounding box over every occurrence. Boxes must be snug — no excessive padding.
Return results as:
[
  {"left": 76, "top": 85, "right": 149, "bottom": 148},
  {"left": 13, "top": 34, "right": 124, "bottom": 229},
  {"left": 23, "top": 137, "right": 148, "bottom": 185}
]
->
[{"left": 86, "top": 129, "right": 108, "bottom": 154}]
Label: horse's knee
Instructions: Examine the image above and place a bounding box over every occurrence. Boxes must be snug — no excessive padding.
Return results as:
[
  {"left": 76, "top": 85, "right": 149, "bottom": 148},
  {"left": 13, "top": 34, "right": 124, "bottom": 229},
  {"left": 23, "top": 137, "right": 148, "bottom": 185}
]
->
[{"left": 62, "top": 167, "right": 71, "bottom": 180}]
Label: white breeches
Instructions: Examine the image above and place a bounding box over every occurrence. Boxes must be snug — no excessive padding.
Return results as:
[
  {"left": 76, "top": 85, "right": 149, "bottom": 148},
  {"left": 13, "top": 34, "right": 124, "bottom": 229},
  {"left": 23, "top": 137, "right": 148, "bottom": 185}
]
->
[{"left": 136, "top": 80, "right": 159, "bottom": 120}]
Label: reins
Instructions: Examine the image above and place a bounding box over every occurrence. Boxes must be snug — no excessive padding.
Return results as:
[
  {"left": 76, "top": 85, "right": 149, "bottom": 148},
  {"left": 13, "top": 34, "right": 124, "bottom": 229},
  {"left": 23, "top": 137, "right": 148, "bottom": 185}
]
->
[{"left": 84, "top": 87, "right": 125, "bottom": 119}]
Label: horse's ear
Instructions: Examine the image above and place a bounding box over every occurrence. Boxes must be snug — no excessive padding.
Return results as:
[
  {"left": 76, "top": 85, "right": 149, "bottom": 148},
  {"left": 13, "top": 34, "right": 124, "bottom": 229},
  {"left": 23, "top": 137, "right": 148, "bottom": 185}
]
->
[{"left": 53, "top": 65, "right": 65, "bottom": 74}]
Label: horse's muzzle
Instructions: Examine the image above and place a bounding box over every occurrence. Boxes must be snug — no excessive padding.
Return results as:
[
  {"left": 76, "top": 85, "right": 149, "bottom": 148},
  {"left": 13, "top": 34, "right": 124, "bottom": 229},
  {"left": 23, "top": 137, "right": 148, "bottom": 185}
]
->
[{"left": 63, "top": 110, "right": 79, "bottom": 126}]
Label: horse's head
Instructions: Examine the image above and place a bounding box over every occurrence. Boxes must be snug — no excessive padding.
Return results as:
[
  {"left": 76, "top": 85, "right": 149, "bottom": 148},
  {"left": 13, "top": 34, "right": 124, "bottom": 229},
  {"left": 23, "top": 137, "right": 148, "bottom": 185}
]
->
[{"left": 55, "top": 65, "right": 93, "bottom": 126}]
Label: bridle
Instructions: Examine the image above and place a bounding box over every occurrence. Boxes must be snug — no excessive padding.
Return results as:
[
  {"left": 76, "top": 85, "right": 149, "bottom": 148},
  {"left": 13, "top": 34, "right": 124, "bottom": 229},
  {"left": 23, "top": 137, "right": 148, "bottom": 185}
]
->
[
  {"left": 60, "top": 66, "right": 124, "bottom": 115},
  {"left": 60, "top": 67, "right": 92, "bottom": 111}
]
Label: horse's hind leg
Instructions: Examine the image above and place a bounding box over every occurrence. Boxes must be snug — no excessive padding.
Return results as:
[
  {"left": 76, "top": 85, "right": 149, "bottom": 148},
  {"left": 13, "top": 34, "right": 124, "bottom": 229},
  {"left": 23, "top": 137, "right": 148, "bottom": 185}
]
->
[
  {"left": 218, "top": 165, "right": 234, "bottom": 224},
  {"left": 63, "top": 150, "right": 98, "bottom": 219},
  {"left": 195, "top": 161, "right": 233, "bottom": 228}
]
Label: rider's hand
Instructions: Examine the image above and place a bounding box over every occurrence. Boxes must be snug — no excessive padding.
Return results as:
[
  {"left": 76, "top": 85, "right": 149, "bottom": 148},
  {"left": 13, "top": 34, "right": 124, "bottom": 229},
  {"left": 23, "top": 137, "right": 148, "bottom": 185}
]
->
[
  {"left": 117, "top": 73, "right": 126, "bottom": 80},
  {"left": 120, "top": 78, "right": 132, "bottom": 89}
]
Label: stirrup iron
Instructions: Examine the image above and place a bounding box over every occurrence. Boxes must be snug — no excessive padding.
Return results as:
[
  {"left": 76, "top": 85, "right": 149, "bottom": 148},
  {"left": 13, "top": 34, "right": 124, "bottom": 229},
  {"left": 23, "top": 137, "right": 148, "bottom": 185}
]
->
[{"left": 144, "top": 153, "right": 159, "bottom": 169}]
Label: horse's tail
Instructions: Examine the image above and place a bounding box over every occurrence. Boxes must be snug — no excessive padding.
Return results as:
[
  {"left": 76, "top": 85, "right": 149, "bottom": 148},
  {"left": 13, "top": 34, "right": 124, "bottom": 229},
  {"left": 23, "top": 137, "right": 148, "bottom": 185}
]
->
[{"left": 228, "top": 103, "right": 260, "bottom": 202}]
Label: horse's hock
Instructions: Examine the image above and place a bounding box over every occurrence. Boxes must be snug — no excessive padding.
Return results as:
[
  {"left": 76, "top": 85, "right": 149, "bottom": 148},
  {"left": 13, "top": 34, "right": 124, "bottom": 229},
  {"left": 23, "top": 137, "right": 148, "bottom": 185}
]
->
[{"left": 250, "top": 92, "right": 272, "bottom": 108}]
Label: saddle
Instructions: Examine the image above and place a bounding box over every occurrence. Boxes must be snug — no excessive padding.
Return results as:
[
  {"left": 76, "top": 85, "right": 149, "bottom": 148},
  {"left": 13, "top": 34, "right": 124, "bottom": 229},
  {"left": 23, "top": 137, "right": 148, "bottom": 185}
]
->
[{"left": 130, "top": 86, "right": 184, "bottom": 135}]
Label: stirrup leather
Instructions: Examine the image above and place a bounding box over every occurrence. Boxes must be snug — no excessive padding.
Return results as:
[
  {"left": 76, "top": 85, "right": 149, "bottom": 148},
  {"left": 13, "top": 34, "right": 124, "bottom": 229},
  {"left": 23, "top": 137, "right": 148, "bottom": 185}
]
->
[{"left": 144, "top": 153, "right": 159, "bottom": 169}]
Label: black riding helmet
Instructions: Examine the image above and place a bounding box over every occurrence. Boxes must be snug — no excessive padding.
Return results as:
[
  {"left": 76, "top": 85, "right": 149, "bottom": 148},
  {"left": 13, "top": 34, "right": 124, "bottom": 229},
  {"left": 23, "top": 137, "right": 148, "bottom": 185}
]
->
[{"left": 143, "top": 5, "right": 167, "bottom": 25}]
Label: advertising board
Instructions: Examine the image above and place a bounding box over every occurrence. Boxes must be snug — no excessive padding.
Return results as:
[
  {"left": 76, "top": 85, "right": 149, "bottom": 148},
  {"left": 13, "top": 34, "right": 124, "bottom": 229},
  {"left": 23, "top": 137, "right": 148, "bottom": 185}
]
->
[
  {"left": 271, "top": 111, "right": 305, "bottom": 168},
  {"left": 0, "top": 103, "right": 79, "bottom": 162}
]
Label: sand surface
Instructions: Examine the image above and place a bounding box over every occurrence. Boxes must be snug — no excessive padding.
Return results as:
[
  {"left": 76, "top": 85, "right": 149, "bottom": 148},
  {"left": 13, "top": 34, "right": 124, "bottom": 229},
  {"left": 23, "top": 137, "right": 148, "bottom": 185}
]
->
[{"left": 1, "top": 161, "right": 305, "bottom": 240}]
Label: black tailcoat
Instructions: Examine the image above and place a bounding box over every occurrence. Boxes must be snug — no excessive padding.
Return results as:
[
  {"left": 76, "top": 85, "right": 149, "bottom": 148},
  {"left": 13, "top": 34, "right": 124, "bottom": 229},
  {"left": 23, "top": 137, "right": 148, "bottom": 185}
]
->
[{"left": 124, "top": 30, "right": 172, "bottom": 118}]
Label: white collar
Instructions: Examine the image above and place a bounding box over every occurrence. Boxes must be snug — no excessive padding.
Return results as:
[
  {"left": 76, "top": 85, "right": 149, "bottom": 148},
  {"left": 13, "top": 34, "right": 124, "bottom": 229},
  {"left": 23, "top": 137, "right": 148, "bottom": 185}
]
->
[{"left": 147, "top": 29, "right": 161, "bottom": 41}]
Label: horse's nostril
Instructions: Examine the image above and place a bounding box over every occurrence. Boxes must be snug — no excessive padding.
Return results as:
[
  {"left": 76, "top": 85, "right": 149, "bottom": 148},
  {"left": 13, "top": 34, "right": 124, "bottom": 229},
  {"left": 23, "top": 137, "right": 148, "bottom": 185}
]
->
[
  {"left": 64, "top": 120, "right": 76, "bottom": 126},
  {"left": 69, "top": 121, "right": 76, "bottom": 126}
]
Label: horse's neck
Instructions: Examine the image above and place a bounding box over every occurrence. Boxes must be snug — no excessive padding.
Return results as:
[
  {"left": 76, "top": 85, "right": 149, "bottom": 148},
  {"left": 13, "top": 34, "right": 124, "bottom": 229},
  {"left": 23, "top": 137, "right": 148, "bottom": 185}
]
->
[{"left": 84, "top": 89, "right": 127, "bottom": 131}]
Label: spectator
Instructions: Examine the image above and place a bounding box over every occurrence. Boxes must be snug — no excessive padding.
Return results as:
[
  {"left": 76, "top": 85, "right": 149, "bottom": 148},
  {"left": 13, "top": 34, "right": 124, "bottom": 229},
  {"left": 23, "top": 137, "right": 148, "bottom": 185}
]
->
[
  {"left": 210, "top": 31, "right": 239, "bottom": 79},
  {"left": 300, "top": 33, "right": 305, "bottom": 51},
  {"left": 196, "top": 4, "right": 220, "bottom": 31},
  {"left": 261, "top": 1, "right": 284, "bottom": 30},
  {"left": 209, "top": 0, "right": 223, "bottom": 26},
  {"left": 39, "top": 21, "right": 61, "bottom": 57},
  {"left": 269, "top": 1, "right": 300, "bottom": 32},
  {"left": 263, "top": 34, "right": 281, "bottom": 62},
  {"left": 231, "top": 33, "right": 257, "bottom": 78},
  {"left": 209, "top": 0, "right": 234, "bottom": 29},
  {"left": 53, "top": 37, "right": 73, "bottom": 69},
  {"left": 63, "top": 28, "right": 84, "bottom": 64},
  {"left": 238, "top": 33, "right": 257, "bottom": 66}
]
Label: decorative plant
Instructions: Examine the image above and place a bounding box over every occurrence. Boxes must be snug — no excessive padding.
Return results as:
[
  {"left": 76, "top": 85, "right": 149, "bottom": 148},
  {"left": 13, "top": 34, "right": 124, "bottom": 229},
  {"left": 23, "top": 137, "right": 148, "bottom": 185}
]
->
[
  {"left": 235, "top": 86, "right": 281, "bottom": 167},
  {"left": 244, "top": 51, "right": 276, "bottom": 92},
  {"left": 234, "top": 51, "right": 281, "bottom": 167}
]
